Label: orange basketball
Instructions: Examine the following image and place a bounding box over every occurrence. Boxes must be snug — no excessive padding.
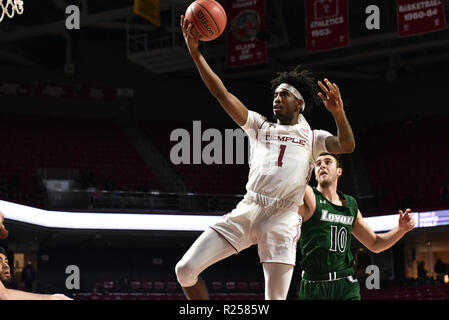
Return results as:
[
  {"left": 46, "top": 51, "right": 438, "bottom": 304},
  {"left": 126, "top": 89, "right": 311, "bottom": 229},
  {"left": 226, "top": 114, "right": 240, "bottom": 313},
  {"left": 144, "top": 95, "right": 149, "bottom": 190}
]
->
[{"left": 185, "top": 0, "right": 227, "bottom": 41}]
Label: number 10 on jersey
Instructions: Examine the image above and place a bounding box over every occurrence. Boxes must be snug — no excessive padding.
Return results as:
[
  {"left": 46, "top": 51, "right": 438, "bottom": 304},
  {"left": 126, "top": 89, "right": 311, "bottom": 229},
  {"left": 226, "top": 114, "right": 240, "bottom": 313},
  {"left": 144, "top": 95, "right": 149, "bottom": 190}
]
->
[{"left": 330, "top": 225, "right": 348, "bottom": 252}]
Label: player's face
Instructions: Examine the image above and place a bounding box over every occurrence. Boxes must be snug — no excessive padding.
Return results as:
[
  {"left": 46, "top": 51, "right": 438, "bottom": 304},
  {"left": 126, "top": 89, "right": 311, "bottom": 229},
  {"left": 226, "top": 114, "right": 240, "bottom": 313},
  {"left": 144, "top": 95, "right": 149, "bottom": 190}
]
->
[
  {"left": 273, "top": 89, "right": 301, "bottom": 122},
  {"left": 314, "top": 155, "right": 342, "bottom": 187},
  {"left": 0, "top": 253, "right": 11, "bottom": 282}
]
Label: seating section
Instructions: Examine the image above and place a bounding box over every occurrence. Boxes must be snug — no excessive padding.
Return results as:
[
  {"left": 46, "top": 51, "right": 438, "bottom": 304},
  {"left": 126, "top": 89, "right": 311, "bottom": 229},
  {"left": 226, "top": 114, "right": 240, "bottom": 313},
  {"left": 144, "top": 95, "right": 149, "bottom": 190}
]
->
[
  {"left": 2, "top": 113, "right": 448, "bottom": 215},
  {"left": 142, "top": 121, "right": 248, "bottom": 195},
  {"left": 143, "top": 114, "right": 449, "bottom": 213},
  {"left": 75, "top": 281, "right": 449, "bottom": 300},
  {"left": 0, "top": 114, "right": 162, "bottom": 198},
  {"left": 359, "top": 115, "right": 449, "bottom": 215},
  {"left": 74, "top": 277, "right": 266, "bottom": 300},
  {"left": 361, "top": 284, "right": 449, "bottom": 300},
  {"left": 74, "top": 292, "right": 266, "bottom": 300}
]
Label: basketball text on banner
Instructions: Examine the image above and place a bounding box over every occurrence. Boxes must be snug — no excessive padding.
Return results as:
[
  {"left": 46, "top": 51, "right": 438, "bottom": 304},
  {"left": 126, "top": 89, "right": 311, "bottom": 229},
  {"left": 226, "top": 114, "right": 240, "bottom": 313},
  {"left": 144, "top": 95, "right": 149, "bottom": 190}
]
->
[
  {"left": 226, "top": 0, "right": 267, "bottom": 67},
  {"left": 134, "top": 0, "right": 160, "bottom": 27},
  {"left": 397, "top": 0, "right": 446, "bottom": 37},
  {"left": 306, "top": 0, "right": 350, "bottom": 52}
]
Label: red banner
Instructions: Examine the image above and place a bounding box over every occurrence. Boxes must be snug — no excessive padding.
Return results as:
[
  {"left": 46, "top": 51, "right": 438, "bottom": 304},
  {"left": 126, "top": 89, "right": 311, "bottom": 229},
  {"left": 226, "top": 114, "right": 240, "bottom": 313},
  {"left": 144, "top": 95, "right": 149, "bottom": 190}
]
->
[
  {"left": 226, "top": 0, "right": 267, "bottom": 67},
  {"left": 78, "top": 86, "right": 116, "bottom": 101},
  {"left": 397, "top": 0, "right": 446, "bottom": 37},
  {"left": 306, "top": 0, "right": 350, "bottom": 52},
  {"left": 35, "top": 83, "right": 75, "bottom": 99}
]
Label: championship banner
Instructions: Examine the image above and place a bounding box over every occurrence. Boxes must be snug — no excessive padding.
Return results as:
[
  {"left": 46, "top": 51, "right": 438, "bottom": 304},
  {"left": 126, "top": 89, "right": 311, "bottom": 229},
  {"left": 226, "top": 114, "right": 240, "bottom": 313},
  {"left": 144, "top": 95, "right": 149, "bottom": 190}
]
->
[
  {"left": 134, "top": 0, "right": 160, "bottom": 27},
  {"left": 35, "top": 83, "right": 75, "bottom": 99},
  {"left": 226, "top": 0, "right": 267, "bottom": 67},
  {"left": 397, "top": 0, "right": 446, "bottom": 37},
  {"left": 78, "top": 86, "right": 116, "bottom": 101},
  {"left": 306, "top": 0, "right": 350, "bottom": 52}
]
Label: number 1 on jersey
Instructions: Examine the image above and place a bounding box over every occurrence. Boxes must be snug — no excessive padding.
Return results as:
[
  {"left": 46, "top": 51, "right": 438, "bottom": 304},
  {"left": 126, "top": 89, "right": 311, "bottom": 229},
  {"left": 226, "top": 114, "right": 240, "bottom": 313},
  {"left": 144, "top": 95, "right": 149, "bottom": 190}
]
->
[{"left": 277, "top": 144, "right": 286, "bottom": 167}]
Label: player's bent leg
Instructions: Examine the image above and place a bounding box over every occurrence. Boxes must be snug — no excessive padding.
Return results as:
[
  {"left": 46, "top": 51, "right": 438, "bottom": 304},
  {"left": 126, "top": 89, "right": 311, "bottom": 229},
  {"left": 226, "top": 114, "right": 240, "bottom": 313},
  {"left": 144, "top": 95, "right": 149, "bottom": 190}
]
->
[
  {"left": 262, "top": 263, "right": 294, "bottom": 300},
  {"left": 178, "top": 276, "right": 209, "bottom": 300},
  {"left": 175, "top": 227, "right": 237, "bottom": 299}
]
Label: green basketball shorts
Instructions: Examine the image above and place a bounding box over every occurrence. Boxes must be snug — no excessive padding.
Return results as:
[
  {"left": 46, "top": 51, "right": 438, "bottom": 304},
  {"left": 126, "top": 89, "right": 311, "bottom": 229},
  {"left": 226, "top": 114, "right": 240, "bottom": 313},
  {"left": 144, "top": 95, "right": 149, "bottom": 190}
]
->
[{"left": 298, "top": 276, "right": 361, "bottom": 300}]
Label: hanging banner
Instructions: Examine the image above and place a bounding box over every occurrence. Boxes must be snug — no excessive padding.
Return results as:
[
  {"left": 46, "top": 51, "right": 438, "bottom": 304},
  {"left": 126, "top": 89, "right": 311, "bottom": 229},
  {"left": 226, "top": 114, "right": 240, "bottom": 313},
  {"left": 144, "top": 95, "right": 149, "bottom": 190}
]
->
[
  {"left": 397, "top": 0, "right": 446, "bottom": 37},
  {"left": 306, "top": 0, "right": 350, "bottom": 51},
  {"left": 78, "top": 86, "right": 117, "bottom": 101},
  {"left": 226, "top": 0, "right": 267, "bottom": 67},
  {"left": 134, "top": 0, "right": 160, "bottom": 27},
  {"left": 35, "top": 83, "right": 75, "bottom": 99}
]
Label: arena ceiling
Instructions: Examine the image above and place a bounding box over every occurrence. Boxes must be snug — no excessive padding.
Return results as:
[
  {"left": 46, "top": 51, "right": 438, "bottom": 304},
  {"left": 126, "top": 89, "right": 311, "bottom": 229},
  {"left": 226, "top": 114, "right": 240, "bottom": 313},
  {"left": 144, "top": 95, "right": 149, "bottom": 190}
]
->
[{"left": 0, "top": 0, "right": 448, "bottom": 84}]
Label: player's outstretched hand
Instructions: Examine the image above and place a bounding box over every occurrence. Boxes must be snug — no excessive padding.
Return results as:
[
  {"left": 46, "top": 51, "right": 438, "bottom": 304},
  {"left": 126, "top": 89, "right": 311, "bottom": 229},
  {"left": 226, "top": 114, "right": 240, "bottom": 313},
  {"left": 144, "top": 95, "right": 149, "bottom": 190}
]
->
[
  {"left": 51, "top": 294, "right": 73, "bottom": 300},
  {"left": 180, "top": 15, "right": 199, "bottom": 55},
  {"left": 317, "top": 79, "right": 344, "bottom": 115},
  {"left": 398, "top": 208, "right": 416, "bottom": 232}
]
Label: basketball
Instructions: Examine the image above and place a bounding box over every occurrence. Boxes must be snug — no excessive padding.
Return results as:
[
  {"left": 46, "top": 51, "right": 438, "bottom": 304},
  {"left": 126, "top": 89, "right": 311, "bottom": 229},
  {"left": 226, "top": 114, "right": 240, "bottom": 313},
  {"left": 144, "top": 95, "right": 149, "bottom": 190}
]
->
[{"left": 185, "top": 0, "right": 227, "bottom": 41}]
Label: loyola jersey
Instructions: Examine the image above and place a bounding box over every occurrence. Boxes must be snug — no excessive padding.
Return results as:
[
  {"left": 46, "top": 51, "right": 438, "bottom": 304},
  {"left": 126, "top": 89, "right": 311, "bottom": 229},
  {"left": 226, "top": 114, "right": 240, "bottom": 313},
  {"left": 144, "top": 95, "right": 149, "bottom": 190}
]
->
[
  {"left": 241, "top": 111, "right": 332, "bottom": 207},
  {"left": 299, "top": 187, "right": 358, "bottom": 273}
]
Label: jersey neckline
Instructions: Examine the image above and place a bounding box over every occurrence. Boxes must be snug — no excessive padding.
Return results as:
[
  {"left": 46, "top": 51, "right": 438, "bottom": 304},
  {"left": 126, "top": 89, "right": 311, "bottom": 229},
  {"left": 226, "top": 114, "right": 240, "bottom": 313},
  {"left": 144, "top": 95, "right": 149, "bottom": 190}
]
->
[{"left": 314, "top": 187, "right": 349, "bottom": 210}]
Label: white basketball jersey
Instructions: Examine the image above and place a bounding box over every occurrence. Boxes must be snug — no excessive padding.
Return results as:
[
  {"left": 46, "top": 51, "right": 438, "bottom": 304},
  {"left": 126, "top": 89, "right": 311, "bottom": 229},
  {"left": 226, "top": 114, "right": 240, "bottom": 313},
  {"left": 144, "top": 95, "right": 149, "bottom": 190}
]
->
[{"left": 241, "top": 110, "right": 332, "bottom": 207}]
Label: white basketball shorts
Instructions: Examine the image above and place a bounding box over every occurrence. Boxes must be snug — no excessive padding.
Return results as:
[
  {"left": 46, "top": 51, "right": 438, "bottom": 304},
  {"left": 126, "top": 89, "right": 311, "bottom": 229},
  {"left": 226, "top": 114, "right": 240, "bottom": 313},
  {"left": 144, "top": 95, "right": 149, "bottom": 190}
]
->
[{"left": 210, "top": 193, "right": 302, "bottom": 266}]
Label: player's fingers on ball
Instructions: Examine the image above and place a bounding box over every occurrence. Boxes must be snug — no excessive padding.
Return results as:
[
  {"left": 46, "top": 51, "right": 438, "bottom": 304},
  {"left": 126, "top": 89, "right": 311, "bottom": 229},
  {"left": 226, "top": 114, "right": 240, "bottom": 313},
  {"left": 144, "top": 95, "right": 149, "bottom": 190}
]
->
[
  {"left": 182, "top": 15, "right": 186, "bottom": 29},
  {"left": 184, "top": 19, "right": 190, "bottom": 32},
  {"left": 189, "top": 24, "right": 195, "bottom": 37}
]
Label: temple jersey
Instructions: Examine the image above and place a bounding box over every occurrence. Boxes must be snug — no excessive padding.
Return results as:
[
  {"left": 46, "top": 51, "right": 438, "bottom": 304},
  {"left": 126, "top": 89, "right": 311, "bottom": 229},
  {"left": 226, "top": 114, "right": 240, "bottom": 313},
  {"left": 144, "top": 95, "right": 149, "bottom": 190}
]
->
[{"left": 241, "top": 110, "right": 332, "bottom": 207}]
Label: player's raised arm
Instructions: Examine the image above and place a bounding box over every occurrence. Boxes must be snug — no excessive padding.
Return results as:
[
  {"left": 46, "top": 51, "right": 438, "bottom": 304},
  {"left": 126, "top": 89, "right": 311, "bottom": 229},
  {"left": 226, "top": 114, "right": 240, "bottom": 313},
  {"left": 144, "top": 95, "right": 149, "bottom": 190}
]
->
[
  {"left": 180, "top": 15, "right": 248, "bottom": 126},
  {"left": 352, "top": 208, "right": 416, "bottom": 253},
  {"left": 298, "top": 186, "right": 316, "bottom": 222},
  {"left": 317, "top": 79, "right": 355, "bottom": 154}
]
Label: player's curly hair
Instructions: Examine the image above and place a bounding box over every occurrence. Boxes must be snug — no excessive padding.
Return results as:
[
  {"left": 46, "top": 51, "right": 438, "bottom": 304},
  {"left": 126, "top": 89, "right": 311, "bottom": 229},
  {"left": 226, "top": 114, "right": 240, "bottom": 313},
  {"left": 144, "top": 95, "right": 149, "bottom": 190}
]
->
[{"left": 270, "top": 65, "right": 322, "bottom": 114}]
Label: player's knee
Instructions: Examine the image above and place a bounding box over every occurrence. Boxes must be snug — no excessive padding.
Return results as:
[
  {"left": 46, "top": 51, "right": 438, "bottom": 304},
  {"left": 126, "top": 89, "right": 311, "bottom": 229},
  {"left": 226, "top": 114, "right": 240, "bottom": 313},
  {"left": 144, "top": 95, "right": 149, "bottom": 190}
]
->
[
  {"left": 265, "top": 291, "right": 287, "bottom": 300},
  {"left": 175, "top": 259, "right": 198, "bottom": 288},
  {"left": 265, "top": 285, "right": 288, "bottom": 300}
]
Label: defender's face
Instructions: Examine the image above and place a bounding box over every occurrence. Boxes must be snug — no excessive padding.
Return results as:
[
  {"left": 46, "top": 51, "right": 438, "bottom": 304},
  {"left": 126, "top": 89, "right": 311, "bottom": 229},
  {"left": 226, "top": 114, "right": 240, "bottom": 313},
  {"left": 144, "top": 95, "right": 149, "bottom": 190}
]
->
[
  {"left": 0, "top": 253, "right": 11, "bottom": 282},
  {"left": 315, "top": 155, "right": 342, "bottom": 187},
  {"left": 273, "top": 89, "right": 302, "bottom": 122}
]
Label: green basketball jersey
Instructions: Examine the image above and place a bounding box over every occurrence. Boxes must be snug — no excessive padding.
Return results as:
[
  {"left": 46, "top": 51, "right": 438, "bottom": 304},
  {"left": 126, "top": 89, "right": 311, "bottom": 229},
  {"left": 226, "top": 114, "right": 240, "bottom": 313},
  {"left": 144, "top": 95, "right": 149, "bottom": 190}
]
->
[{"left": 299, "top": 187, "right": 358, "bottom": 273}]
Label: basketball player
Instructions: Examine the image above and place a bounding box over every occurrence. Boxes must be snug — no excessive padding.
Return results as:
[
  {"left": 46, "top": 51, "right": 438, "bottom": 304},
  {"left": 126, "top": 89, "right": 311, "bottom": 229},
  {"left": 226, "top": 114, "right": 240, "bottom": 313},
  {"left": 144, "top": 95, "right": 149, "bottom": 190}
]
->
[
  {"left": 298, "top": 153, "right": 415, "bottom": 300},
  {"left": 175, "top": 16, "right": 355, "bottom": 300},
  {"left": 0, "top": 212, "right": 72, "bottom": 300}
]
